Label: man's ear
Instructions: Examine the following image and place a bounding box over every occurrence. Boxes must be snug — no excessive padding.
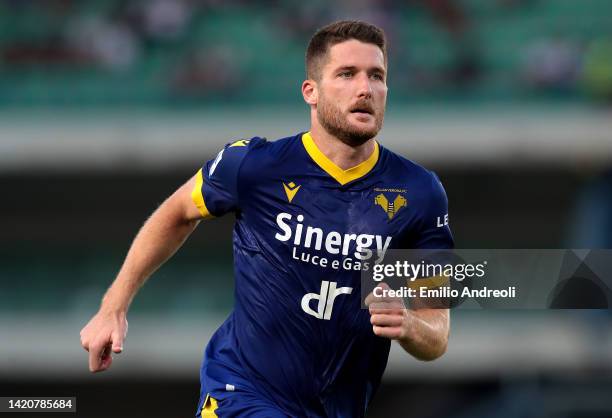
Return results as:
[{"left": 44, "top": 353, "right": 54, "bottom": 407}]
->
[{"left": 302, "top": 79, "right": 318, "bottom": 106}]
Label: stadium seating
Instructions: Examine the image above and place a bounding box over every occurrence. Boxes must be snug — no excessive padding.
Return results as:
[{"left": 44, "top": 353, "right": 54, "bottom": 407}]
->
[{"left": 1, "top": 0, "right": 611, "bottom": 106}]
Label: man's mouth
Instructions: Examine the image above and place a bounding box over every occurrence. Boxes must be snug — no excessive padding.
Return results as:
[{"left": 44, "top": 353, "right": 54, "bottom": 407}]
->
[{"left": 350, "top": 107, "right": 374, "bottom": 116}]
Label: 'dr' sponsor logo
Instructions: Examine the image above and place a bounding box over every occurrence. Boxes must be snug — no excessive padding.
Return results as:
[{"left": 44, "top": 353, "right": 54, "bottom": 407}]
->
[{"left": 301, "top": 281, "right": 352, "bottom": 320}]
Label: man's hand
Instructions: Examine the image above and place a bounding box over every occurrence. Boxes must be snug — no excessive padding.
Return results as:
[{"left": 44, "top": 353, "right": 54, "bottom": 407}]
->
[
  {"left": 364, "top": 282, "right": 411, "bottom": 339},
  {"left": 364, "top": 282, "right": 449, "bottom": 361},
  {"left": 80, "top": 309, "right": 128, "bottom": 372}
]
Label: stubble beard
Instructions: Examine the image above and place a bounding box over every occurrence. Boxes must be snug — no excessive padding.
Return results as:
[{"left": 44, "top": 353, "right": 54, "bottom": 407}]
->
[{"left": 317, "top": 92, "right": 385, "bottom": 147}]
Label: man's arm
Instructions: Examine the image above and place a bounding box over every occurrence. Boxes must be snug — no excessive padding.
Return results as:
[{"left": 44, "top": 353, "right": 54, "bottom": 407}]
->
[
  {"left": 393, "top": 308, "right": 449, "bottom": 361},
  {"left": 80, "top": 174, "right": 204, "bottom": 372},
  {"left": 365, "top": 283, "right": 450, "bottom": 361}
]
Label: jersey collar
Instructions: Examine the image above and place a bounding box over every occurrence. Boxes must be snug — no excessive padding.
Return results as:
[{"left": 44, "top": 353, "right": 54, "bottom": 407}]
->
[{"left": 301, "top": 131, "right": 379, "bottom": 186}]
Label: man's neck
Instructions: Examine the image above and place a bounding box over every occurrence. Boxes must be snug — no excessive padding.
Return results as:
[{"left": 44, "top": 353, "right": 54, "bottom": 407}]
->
[{"left": 309, "top": 125, "right": 376, "bottom": 171}]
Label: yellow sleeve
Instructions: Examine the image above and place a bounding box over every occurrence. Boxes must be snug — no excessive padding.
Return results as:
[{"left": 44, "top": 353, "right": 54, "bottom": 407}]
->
[{"left": 191, "top": 168, "right": 214, "bottom": 219}]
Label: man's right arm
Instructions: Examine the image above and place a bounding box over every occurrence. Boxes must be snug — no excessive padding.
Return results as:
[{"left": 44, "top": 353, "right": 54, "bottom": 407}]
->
[
  {"left": 79, "top": 173, "right": 206, "bottom": 373},
  {"left": 81, "top": 138, "right": 256, "bottom": 373}
]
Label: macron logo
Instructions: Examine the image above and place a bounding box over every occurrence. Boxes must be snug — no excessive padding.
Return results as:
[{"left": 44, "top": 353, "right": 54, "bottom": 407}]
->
[{"left": 301, "top": 281, "right": 353, "bottom": 320}]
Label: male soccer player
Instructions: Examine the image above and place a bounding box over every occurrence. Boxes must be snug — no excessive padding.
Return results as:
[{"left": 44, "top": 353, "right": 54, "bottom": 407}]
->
[{"left": 80, "top": 20, "right": 453, "bottom": 417}]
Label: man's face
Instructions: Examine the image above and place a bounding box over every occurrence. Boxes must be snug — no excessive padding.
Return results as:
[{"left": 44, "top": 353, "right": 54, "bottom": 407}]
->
[{"left": 316, "top": 39, "right": 387, "bottom": 146}]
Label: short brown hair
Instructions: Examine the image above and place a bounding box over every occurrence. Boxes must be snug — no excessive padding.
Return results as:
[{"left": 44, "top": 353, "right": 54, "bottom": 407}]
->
[{"left": 306, "top": 20, "right": 387, "bottom": 81}]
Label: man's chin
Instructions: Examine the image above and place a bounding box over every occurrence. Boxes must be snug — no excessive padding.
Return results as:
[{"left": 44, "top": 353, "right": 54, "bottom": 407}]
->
[
  {"left": 346, "top": 121, "right": 379, "bottom": 139},
  {"left": 318, "top": 111, "right": 381, "bottom": 146},
  {"left": 337, "top": 126, "right": 379, "bottom": 146}
]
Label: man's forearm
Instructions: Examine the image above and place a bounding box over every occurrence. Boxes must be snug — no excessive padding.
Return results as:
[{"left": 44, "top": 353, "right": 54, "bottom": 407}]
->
[
  {"left": 102, "top": 199, "right": 200, "bottom": 312},
  {"left": 398, "top": 309, "right": 449, "bottom": 361}
]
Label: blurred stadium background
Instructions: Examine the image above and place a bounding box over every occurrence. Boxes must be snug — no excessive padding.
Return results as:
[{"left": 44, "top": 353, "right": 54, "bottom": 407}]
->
[{"left": 1, "top": 0, "right": 612, "bottom": 417}]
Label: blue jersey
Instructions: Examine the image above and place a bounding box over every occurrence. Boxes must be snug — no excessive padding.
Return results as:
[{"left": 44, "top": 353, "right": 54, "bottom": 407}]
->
[{"left": 193, "top": 132, "right": 453, "bottom": 417}]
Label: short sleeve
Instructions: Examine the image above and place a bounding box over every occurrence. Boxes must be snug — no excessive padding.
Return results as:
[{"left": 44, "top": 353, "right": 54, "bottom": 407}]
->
[
  {"left": 411, "top": 172, "right": 454, "bottom": 249},
  {"left": 191, "top": 139, "right": 254, "bottom": 218}
]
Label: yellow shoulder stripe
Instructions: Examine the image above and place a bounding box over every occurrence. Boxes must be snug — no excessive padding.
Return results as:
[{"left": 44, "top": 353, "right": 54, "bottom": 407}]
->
[
  {"left": 302, "top": 132, "right": 379, "bottom": 185},
  {"left": 191, "top": 169, "right": 214, "bottom": 219},
  {"left": 229, "top": 139, "right": 250, "bottom": 147}
]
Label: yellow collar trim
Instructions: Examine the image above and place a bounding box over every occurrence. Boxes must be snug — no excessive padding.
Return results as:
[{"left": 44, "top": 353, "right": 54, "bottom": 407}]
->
[{"left": 302, "top": 132, "right": 379, "bottom": 186}]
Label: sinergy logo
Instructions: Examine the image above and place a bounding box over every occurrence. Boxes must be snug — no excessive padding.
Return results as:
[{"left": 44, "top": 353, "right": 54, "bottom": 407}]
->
[{"left": 274, "top": 213, "right": 392, "bottom": 269}]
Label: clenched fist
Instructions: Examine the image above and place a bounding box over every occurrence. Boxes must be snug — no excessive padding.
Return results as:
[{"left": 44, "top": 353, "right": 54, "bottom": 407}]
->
[
  {"left": 364, "top": 282, "right": 413, "bottom": 340},
  {"left": 364, "top": 282, "right": 450, "bottom": 361}
]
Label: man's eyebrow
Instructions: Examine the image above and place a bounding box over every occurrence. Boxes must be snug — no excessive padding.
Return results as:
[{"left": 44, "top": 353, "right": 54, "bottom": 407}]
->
[
  {"left": 333, "top": 65, "right": 386, "bottom": 74},
  {"left": 334, "top": 65, "right": 358, "bottom": 73}
]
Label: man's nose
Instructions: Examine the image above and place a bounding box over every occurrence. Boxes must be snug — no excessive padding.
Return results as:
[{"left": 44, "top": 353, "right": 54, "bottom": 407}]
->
[{"left": 356, "top": 73, "right": 373, "bottom": 98}]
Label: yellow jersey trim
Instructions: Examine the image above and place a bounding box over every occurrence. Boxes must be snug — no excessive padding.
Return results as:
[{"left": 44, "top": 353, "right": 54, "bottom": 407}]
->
[
  {"left": 201, "top": 394, "right": 218, "bottom": 417},
  {"left": 302, "top": 132, "right": 379, "bottom": 186},
  {"left": 229, "top": 139, "right": 249, "bottom": 147},
  {"left": 191, "top": 169, "right": 213, "bottom": 219}
]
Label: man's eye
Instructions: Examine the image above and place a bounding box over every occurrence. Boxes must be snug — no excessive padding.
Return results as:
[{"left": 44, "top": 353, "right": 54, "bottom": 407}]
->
[
  {"left": 339, "top": 72, "right": 353, "bottom": 78},
  {"left": 371, "top": 73, "right": 384, "bottom": 81}
]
